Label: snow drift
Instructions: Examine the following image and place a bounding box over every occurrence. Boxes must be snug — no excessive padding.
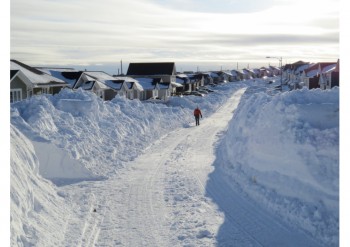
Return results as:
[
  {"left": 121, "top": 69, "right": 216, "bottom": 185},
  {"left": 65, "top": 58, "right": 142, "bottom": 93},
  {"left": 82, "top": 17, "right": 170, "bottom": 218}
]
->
[
  {"left": 217, "top": 87, "right": 339, "bottom": 245},
  {"left": 10, "top": 125, "right": 71, "bottom": 246}
]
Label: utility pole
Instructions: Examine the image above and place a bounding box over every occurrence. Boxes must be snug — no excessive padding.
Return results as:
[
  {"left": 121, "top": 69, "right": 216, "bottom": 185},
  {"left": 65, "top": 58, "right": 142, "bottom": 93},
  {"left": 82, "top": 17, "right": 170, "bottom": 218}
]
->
[
  {"left": 266, "top": 56, "right": 283, "bottom": 91},
  {"left": 121, "top": 60, "right": 123, "bottom": 75}
]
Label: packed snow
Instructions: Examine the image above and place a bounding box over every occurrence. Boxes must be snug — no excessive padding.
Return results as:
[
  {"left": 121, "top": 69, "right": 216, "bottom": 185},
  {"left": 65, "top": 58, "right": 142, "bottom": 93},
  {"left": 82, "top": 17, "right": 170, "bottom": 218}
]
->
[{"left": 10, "top": 79, "right": 339, "bottom": 246}]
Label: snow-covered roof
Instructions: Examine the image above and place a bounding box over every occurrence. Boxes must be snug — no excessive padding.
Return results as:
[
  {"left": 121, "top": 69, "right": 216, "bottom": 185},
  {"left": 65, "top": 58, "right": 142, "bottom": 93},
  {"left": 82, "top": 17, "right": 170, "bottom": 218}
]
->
[
  {"left": 10, "top": 69, "right": 33, "bottom": 88},
  {"left": 176, "top": 77, "right": 187, "bottom": 84},
  {"left": 322, "top": 64, "right": 336, "bottom": 73},
  {"left": 10, "top": 60, "right": 68, "bottom": 86},
  {"left": 84, "top": 71, "right": 116, "bottom": 81},
  {"left": 114, "top": 76, "right": 144, "bottom": 91},
  {"left": 241, "top": 69, "right": 249, "bottom": 75},
  {"left": 209, "top": 72, "right": 219, "bottom": 78},
  {"left": 42, "top": 70, "right": 83, "bottom": 88},
  {"left": 306, "top": 69, "right": 318, "bottom": 77},
  {"left": 134, "top": 77, "right": 157, "bottom": 90},
  {"left": 294, "top": 64, "right": 311, "bottom": 74},
  {"left": 103, "top": 80, "right": 124, "bottom": 90},
  {"left": 171, "top": 81, "right": 183, "bottom": 87},
  {"left": 176, "top": 73, "right": 189, "bottom": 78}
]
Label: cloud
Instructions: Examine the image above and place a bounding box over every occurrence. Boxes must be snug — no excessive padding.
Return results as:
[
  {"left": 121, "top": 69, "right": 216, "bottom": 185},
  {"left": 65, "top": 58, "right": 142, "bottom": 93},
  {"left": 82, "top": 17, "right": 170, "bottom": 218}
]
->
[{"left": 10, "top": 0, "right": 339, "bottom": 69}]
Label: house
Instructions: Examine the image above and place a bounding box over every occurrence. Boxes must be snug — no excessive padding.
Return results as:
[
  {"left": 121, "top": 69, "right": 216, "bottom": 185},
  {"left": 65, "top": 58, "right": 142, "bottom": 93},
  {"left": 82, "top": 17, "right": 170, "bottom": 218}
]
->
[
  {"left": 288, "top": 63, "right": 312, "bottom": 89},
  {"left": 241, "top": 69, "right": 253, "bottom": 80},
  {"left": 83, "top": 71, "right": 130, "bottom": 100},
  {"left": 268, "top": 66, "right": 281, "bottom": 76},
  {"left": 230, "top": 70, "right": 243, "bottom": 81},
  {"left": 134, "top": 77, "right": 161, "bottom": 100},
  {"left": 217, "top": 71, "right": 232, "bottom": 82},
  {"left": 10, "top": 70, "right": 32, "bottom": 103},
  {"left": 259, "top": 67, "right": 271, "bottom": 78},
  {"left": 301, "top": 64, "right": 320, "bottom": 89},
  {"left": 10, "top": 60, "right": 68, "bottom": 103},
  {"left": 187, "top": 74, "right": 204, "bottom": 89},
  {"left": 127, "top": 62, "right": 177, "bottom": 84},
  {"left": 283, "top": 61, "right": 309, "bottom": 84},
  {"left": 176, "top": 74, "right": 190, "bottom": 93},
  {"left": 209, "top": 71, "right": 221, "bottom": 83},
  {"left": 158, "top": 83, "right": 173, "bottom": 100},
  {"left": 198, "top": 72, "right": 214, "bottom": 84},
  {"left": 318, "top": 60, "right": 339, "bottom": 89},
  {"left": 120, "top": 77, "right": 144, "bottom": 100},
  {"left": 301, "top": 62, "right": 337, "bottom": 89}
]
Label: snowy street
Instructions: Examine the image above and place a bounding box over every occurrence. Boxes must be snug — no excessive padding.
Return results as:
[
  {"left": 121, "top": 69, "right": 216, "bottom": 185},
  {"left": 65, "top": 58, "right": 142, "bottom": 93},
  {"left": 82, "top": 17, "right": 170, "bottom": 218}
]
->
[
  {"left": 59, "top": 88, "right": 320, "bottom": 246},
  {"left": 11, "top": 80, "right": 339, "bottom": 246}
]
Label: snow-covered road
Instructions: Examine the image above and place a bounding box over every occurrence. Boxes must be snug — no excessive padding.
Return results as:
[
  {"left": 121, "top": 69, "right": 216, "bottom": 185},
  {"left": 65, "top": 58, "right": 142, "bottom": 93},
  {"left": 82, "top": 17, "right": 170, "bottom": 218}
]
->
[{"left": 61, "top": 87, "right": 321, "bottom": 246}]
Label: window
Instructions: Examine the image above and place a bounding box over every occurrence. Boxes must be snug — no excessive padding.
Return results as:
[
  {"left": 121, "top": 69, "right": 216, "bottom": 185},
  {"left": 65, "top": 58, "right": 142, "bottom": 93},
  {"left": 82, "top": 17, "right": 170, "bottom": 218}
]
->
[
  {"left": 42, "top": 87, "right": 50, "bottom": 94},
  {"left": 10, "top": 89, "right": 22, "bottom": 103}
]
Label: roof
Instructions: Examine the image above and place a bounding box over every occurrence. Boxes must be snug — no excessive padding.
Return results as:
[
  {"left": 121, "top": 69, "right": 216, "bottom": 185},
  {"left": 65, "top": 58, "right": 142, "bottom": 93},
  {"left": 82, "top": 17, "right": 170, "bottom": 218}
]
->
[
  {"left": 45, "top": 70, "right": 83, "bottom": 88},
  {"left": 304, "top": 62, "right": 336, "bottom": 77},
  {"left": 10, "top": 70, "right": 19, "bottom": 79},
  {"left": 10, "top": 69, "right": 33, "bottom": 88},
  {"left": 10, "top": 60, "right": 68, "bottom": 86},
  {"left": 176, "top": 76, "right": 188, "bottom": 84},
  {"left": 112, "top": 76, "right": 142, "bottom": 90},
  {"left": 134, "top": 77, "right": 159, "bottom": 90},
  {"left": 103, "top": 80, "right": 124, "bottom": 90},
  {"left": 294, "top": 64, "right": 312, "bottom": 74},
  {"left": 84, "top": 71, "right": 116, "bottom": 81},
  {"left": 127, "top": 62, "right": 176, "bottom": 76},
  {"left": 322, "top": 64, "right": 336, "bottom": 73},
  {"left": 171, "top": 81, "right": 183, "bottom": 87},
  {"left": 304, "top": 64, "right": 319, "bottom": 77}
]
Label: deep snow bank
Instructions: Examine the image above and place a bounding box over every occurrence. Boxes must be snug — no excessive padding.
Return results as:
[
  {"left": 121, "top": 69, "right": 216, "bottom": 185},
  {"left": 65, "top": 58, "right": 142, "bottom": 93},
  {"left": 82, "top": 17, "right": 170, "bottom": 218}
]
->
[
  {"left": 218, "top": 87, "right": 339, "bottom": 246},
  {"left": 10, "top": 125, "right": 71, "bottom": 246},
  {"left": 10, "top": 84, "right": 242, "bottom": 180}
]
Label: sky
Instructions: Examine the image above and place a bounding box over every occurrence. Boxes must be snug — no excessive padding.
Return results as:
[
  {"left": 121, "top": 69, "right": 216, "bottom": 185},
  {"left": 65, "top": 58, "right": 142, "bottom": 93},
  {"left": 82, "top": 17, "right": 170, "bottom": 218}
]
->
[
  {"left": 9, "top": 0, "right": 339, "bottom": 74},
  {"left": 10, "top": 80, "right": 339, "bottom": 246}
]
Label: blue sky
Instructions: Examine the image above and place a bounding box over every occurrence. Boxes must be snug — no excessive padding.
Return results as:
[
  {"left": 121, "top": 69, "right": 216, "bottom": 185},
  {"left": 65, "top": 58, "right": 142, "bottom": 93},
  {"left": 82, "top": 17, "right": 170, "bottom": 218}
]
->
[{"left": 10, "top": 0, "right": 339, "bottom": 74}]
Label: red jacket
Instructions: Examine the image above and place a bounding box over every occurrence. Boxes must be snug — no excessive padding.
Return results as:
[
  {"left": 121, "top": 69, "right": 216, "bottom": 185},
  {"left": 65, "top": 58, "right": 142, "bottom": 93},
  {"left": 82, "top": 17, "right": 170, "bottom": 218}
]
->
[{"left": 194, "top": 108, "right": 202, "bottom": 117}]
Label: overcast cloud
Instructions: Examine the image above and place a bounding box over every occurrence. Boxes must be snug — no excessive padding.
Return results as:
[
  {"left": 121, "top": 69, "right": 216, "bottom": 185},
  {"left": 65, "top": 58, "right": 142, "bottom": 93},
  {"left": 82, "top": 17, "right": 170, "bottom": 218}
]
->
[{"left": 10, "top": 0, "right": 339, "bottom": 73}]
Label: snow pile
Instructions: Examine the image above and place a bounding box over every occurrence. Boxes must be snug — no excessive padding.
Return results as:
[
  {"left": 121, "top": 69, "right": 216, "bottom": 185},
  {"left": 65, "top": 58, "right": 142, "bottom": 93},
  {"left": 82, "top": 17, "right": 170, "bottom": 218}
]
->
[
  {"left": 10, "top": 84, "right": 242, "bottom": 181},
  {"left": 10, "top": 125, "right": 72, "bottom": 246},
  {"left": 217, "top": 87, "right": 339, "bottom": 246}
]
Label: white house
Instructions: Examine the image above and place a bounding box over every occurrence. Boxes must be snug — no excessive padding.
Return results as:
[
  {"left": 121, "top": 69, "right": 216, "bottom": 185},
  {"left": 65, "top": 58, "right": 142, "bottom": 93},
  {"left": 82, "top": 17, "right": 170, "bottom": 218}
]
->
[{"left": 134, "top": 77, "right": 161, "bottom": 100}]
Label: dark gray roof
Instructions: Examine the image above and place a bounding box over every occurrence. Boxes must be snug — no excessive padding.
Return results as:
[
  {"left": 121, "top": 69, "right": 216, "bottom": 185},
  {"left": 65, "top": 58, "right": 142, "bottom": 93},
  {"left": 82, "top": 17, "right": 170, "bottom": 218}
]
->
[{"left": 127, "top": 62, "right": 176, "bottom": 76}]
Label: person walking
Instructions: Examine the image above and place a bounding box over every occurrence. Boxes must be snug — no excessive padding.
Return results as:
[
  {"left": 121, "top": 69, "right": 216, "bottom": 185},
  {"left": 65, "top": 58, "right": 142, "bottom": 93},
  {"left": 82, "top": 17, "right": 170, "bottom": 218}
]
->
[{"left": 193, "top": 106, "right": 202, "bottom": 126}]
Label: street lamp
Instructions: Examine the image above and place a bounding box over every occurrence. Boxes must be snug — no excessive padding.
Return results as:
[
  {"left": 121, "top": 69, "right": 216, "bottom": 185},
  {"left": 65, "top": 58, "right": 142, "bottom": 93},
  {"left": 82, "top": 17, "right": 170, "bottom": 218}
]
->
[{"left": 266, "top": 56, "right": 283, "bottom": 91}]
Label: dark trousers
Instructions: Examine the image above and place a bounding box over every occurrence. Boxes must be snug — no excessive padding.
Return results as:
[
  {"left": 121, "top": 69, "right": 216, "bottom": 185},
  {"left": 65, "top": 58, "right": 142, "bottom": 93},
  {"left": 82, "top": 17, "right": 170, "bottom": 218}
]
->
[{"left": 195, "top": 116, "right": 200, "bottom": 126}]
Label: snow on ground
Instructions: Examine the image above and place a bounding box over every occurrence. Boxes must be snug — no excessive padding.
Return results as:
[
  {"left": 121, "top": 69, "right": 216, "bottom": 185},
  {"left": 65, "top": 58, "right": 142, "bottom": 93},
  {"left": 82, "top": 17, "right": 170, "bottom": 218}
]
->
[
  {"left": 10, "top": 125, "right": 73, "bottom": 246},
  {"left": 10, "top": 78, "right": 339, "bottom": 246},
  {"left": 216, "top": 86, "right": 339, "bottom": 246}
]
